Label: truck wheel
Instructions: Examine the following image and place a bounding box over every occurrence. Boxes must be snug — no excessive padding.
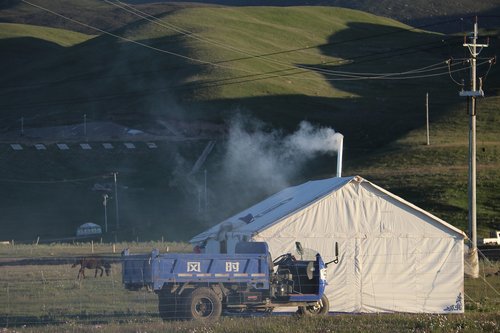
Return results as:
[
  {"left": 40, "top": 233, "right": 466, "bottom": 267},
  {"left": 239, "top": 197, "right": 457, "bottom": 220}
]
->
[
  {"left": 184, "top": 287, "right": 222, "bottom": 321},
  {"left": 158, "top": 292, "right": 179, "bottom": 320},
  {"left": 297, "top": 294, "right": 329, "bottom": 316}
]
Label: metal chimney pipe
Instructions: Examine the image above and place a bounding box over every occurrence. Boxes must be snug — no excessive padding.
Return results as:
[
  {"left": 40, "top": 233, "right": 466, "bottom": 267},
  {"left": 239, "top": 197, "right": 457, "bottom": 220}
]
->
[{"left": 336, "top": 135, "right": 343, "bottom": 177}]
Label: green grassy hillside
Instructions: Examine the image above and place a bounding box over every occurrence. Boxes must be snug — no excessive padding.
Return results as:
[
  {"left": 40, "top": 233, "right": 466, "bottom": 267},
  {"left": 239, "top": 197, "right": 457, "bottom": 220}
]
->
[
  {"left": 0, "top": 22, "right": 93, "bottom": 46},
  {"left": 0, "top": 22, "right": 94, "bottom": 68},
  {"left": 0, "top": 3, "right": 498, "bottom": 241},
  {"left": 1, "top": 6, "right": 449, "bottom": 140}
]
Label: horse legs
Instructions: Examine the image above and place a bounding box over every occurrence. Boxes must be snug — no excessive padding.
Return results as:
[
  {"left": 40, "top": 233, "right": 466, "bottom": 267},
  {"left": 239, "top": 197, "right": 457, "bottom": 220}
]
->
[
  {"left": 94, "top": 267, "right": 104, "bottom": 278},
  {"left": 77, "top": 267, "right": 85, "bottom": 279}
]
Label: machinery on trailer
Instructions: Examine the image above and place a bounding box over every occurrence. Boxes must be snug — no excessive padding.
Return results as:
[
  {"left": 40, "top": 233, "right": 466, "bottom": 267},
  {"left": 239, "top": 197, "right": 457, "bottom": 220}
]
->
[
  {"left": 479, "top": 230, "right": 500, "bottom": 245},
  {"left": 122, "top": 241, "right": 337, "bottom": 320}
]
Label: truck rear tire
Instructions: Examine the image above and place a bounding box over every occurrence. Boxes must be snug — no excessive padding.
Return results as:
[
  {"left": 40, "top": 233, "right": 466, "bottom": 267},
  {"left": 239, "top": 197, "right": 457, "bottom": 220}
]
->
[
  {"left": 183, "top": 287, "right": 222, "bottom": 321},
  {"left": 158, "top": 292, "right": 179, "bottom": 320},
  {"left": 297, "top": 294, "right": 329, "bottom": 316}
]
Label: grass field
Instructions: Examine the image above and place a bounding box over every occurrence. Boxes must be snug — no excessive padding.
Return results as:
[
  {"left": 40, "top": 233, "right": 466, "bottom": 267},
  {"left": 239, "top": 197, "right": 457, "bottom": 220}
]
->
[{"left": 0, "top": 243, "right": 499, "bottom": 332}]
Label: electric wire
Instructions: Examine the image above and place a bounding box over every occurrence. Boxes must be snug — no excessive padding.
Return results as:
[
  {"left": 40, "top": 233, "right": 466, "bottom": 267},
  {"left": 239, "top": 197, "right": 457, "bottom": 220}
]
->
[
  {"left": 0, "top": 61, "right": 487, "bottom": 111},
  {"left": 18, "top": 0, "right": 352, "bottom": 83},
  {"left": 105, "top": 0, "right": 466, "bottom": 79},
  {"left": 21, "top": 0, "right": 470, "bottom": 82},
  {"left": 10, "top": 0, "right": 490, "bottom": 114},
  {"left": 110, "top": 0, "right": 462, "bottom": 59},
  {"left": 105, "top": 0, "right": 418, "bottom": 77},
  {"left": 447, "top": 58, "right": 465, "bottom": 86},
  {"left": 15, "top": 1, "right": 328, "bottom": 85},
  {"left": 479, "top": 57, "right": 496, "bottom": 85},
  {"left": 19, "top": 1, "right": 251, "bottom": 72},
  {"left": 0, "top": 57, "right": 489, "bottom": 111},
  {"left": 12, "top": 0, "right": 479, "bottom": 115}
]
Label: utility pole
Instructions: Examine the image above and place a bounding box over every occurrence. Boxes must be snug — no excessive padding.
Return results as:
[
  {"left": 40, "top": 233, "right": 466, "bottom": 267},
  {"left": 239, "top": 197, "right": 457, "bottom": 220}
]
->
[
  {"left": 113, "top": 172, "right": 120, "bottom": 230},
  {"left": 459, "top": 17, "right": 489, "bottom": 279},
  {"left": 103, "top": 194, "right": 109, "bottom": 233},
  {"left": 204, "top": 169, "right": 208, "bottom": 212},
  {"left": 425, "top": 93, "right": 430, "bottom": 146}
]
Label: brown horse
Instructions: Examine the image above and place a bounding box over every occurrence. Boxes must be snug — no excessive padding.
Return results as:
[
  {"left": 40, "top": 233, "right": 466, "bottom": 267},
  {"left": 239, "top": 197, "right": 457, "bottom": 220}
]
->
[{"left": 72, "top": 257, "right": 111, "bottom": 279}]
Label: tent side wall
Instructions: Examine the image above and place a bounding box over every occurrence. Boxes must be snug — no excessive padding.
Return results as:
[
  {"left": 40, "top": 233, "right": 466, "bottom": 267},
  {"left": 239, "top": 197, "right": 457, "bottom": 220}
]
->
[
  {"left": 417, "top": 237, "right": 464, "bottom": 313},
  {"left": 252, "top": 234, "right": 464, "bottom": 313},
  {"left": 252, "top": 181, "right": 464, "bottom": 313}
]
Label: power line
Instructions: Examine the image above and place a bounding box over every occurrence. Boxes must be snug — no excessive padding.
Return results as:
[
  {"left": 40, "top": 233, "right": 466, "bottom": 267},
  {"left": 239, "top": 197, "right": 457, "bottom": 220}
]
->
[
  {"left": 8, "top": 0, "right": 484, "bottom": 112},
  {"left": 105, "top": 0, "right": 468, "bottom": 78},
  {"left": 0, "top": 35, "right": 461, "bottom": 93},
  {"left": 1, "top": 60, "right": 489, "bottom": 111},
  {"left": 8, "top": 0, "right": 472, "bottom": 106},
  {"left": 0, "top": 57, "right": 486, "bottom": 112},
  {"left": 20, "top": 0, "right": 469, "bottom": 81},
  {"left": 19, "top": 1, "right": 243, "bottom": 70},
  {"left": 19, "top": 0, "right": 331, "bottom": 88},
  {"left": 110, "top": 0, "right": 469, "bottom": 63}
]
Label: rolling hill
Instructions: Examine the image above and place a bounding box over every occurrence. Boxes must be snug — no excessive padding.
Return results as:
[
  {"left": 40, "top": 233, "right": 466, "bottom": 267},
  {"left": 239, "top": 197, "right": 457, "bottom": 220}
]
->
[
  {"left": 117, "top": 0, "right": 500, "bottom": 32},
  {"left": 0, "top": 1, "right": 498, "bottom": 242}
]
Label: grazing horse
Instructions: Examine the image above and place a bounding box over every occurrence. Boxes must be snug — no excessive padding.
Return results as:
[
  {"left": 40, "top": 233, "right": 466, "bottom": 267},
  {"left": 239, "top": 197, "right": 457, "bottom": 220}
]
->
[{"left": 72, "top": 257, "right": 111, "bottom": 279}]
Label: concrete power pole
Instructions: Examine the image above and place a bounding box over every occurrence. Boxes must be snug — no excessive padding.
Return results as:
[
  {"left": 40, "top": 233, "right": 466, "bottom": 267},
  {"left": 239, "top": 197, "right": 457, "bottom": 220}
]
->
[
  {"left": 113, "top": 172, "right": 120, "bottom": 231},
  {"left": 425, "top": 93, "right": 430, "bottom": 146},
  {"left": 459, "top": 17, "right": 489, "bottom": 278}
]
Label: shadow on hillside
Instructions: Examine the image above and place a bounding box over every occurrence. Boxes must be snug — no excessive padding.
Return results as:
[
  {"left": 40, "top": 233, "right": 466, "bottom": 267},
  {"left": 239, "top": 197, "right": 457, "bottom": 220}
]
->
[
  {"left": 314, "top": 21, "right": 465, "bottom": 142},
  {"left": 199, "top": 22, "right": 465, "bottom": 154},
  {"left": 0, "top": 21, "right": 206, "bottom": 129},
  {"left": 0, "top": 37, "right": 63, "bottom": 73}
]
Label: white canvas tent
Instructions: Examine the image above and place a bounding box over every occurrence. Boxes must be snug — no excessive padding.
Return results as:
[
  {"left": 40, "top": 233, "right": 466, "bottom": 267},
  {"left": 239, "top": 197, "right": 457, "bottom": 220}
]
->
[{"left": 190, "top": 175, "right": 466, "bottom": 313}]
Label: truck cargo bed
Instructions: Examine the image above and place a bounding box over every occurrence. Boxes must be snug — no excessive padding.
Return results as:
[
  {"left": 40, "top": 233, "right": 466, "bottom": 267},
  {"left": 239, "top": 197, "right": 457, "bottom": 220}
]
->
[{"left": 122, "top": 249, "right": 270, "bottom": 291}]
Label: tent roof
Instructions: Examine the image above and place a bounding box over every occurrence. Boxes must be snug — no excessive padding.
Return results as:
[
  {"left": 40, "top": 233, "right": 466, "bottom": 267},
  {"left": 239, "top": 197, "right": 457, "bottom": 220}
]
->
[{"left": 190, "top": 175, "right": 466, "bottom": 243}]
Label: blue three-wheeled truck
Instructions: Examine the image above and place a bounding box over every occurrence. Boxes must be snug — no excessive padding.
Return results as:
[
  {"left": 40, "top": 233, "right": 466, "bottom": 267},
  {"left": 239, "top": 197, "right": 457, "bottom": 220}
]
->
[{"left": 122, "top": 242, "right": 337, "bottom": 320}]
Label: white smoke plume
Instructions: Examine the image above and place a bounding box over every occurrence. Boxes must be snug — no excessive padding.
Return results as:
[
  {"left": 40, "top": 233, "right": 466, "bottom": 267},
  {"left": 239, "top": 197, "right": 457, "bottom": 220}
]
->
[
  {"left": 285, "top": 121, "right": 343, "bottom": 157},
  {"left": 222, "top": 115, "right": 343, "bottom": 196}
]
